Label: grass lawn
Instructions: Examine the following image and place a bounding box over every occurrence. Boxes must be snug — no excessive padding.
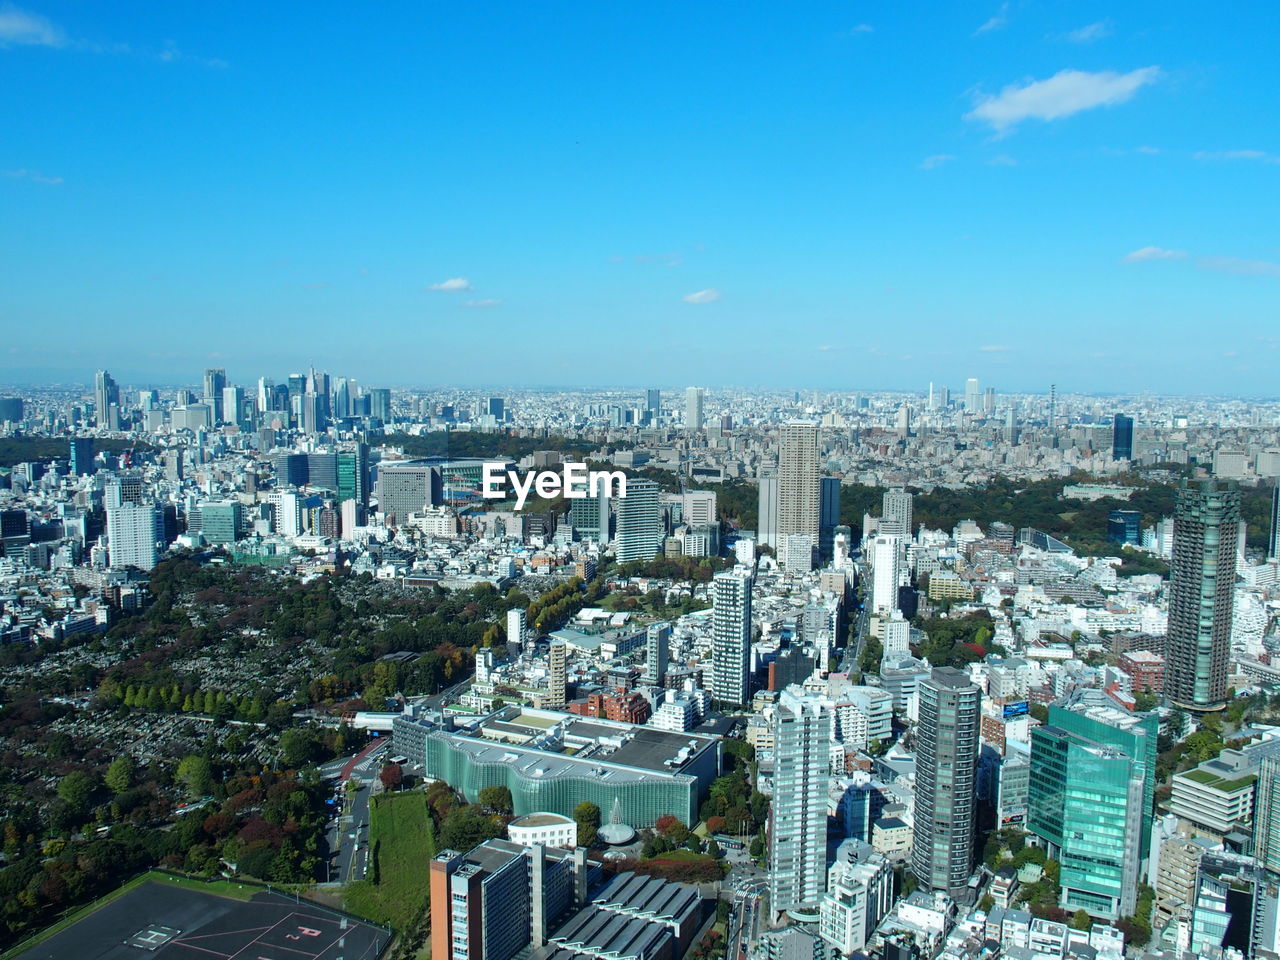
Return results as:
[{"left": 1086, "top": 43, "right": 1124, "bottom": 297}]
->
[
  {"left": 344, "top": 791, "right": 435, "bottom": 931},
  {"left": 652, "top": 849, "right": 709, "bottom": 862},
  {"left": 0, "top": 870, "right": 255, "bottom": 960}
]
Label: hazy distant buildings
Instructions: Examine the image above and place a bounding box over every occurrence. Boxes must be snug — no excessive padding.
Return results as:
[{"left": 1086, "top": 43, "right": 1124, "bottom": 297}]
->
[
  {"left": 685, "top": 386, "right": 704, "bottom": 432},
  {"left": 1166, "top": 480, "right": 1240, "bottom": 711},
  {"left": 203, "top": 367, "right": 226, "bottom": 423},
  {"left": 911, "top": 667, "right": 980, "bottom": 895},
  {"left": 964, "top": 377, "right": 981, "bottom": 414},
  {"left": 94, "top": 369, "right": 120, "bottom": 430},
  {"left": 711, "top": 571, "right": 752, "bottom": 705}
]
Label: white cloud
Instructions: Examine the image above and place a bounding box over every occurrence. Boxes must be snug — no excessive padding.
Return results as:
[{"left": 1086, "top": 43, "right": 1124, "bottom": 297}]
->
[
  {"left": 2, "top": 168, "right": 62, "bottom": 185},
  {"left": 1135, "top": 145, "right": 1160, "bottom": 154},
  {"left": 1198, "top": 256, "right": 1280, "bottom": 279},
  {"left": 0, "top": 3, "right": 63, "bottom": 46},
  {"left": 682, "top": 289, "right": 721, "bottom": 304},
  {"left": 966, "top": 66, "right": 1161, "bottom": 133},
  {"left": 850, "top": 23, "right": 874, "bottom": 34},
  {"left": 462, "top": 299, "right": 502, "bottom": 308},
  {"left": 988, "top": 154, "right": 1018, "bottom": 166},
  {"left": 1065, "top": 21, "right": 1112, "bottom": 43},
  {"left": 974, "top": 3, "right": 1009, "bottom": 35},
  {"left": 1122, "top": 246, "right": 1187, "bottom": 262},
  {"left": 428, "top": 277, "right": 472, "bottom": 292},
  {"left": 980, "top": 345, "right": 1010, "bottom": 352},
  {"left": 1194, "top": 149, "right": 1280, "bottom": 165},
  {"left": 919, "top": 154, "right": 956, "bottom": 170}
]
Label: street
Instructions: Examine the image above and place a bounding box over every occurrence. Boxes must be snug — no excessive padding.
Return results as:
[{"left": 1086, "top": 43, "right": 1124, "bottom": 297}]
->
[{"left": 320, "top": 739, "right": 389, "bottom": 884}]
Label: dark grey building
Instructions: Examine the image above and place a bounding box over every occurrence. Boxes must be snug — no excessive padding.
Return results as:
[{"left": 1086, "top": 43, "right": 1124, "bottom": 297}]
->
[
  {"left": 1165, "top": 479, "right": 1240, "bottom": 712},
  {"left": 911, "top": 666, "right": 980, "bottom": 894}
]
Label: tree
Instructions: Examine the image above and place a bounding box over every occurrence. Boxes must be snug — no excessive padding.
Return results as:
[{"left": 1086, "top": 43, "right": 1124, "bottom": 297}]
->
[
  {"left": 57, "top": 771, "right": 97, "bottom": 816},
  {"left": 1070, "top": 909, "right": 1092, "bottom": 931},
  {"left": 279, "top": 728, "right": 320, "bottom": 768},
  {"left": 177, "top": 754, "right": 214, "bottom": 799},
  {"left": 440, "top": 805, "right": 503, "bottom": 851},
  {"left": 574, "top": 801, "right": 601, "bottom": 847},
  {"left": 478, "top": 785, "right": 513, "bottom": 815},
  {"left": 379, "top": 763, "right": 403, "bottom": 792},
  {"left": 105, "top": 756, "right": 135, "bottom": 795}
]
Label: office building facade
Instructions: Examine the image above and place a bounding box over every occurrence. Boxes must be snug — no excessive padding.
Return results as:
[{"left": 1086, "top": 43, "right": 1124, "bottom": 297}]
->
[
  {"left": 615, "top": 479, "right": 663, "bottom": 563},
  {"left": 777, "top": 421, "right": 820, "bottom": 565}
]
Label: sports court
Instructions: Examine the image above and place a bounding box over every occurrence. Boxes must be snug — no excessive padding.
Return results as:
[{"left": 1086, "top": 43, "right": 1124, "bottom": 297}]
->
[{"left": 13, "top": 880, "right": 389, "bottom": 960}]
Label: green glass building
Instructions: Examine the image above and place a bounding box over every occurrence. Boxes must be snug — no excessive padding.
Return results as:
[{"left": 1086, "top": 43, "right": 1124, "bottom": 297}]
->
[
  {"left": 1028, "top": 690, "right": 1157, "bottom": 920},
  {"left": 199, "top": 501, "right": 243, "bottom": 545}
]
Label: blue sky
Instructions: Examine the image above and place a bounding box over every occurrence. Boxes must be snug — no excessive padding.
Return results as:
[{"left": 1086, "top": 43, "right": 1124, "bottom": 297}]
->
[{"left": 2, "top": 1, "right": 1277, "bottom": 393}]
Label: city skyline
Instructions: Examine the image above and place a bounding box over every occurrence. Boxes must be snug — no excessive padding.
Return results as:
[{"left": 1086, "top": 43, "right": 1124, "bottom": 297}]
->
[{"left": 3, "top": 2, "right": 1279, "bottom": 391}]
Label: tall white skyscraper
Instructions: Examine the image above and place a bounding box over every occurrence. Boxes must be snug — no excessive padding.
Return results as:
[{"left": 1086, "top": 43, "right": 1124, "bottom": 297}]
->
[
  {"left": 777, "top": 421, "right": 820, "bottom": 565},
  {"left": 871, "top": 535, "right": 901, "bottom": 615},
  {"left": 685, "top": 386, "right": 705, "bottom": 432},
  {"left": 758, "top": 476, "right": 779, "bottom": 549},
  {"left": 711, "top": 571, "right": 752, "bottom": 705},
  {"left": 106, "top": 502, "right": 161, "bottom": 571},
  {"left": 507, "top": 608, "right": 527, "bottom": 654},
  {"left": 964, "top": 377, "right": 981, "bottom": 413},
  {"left": 615, "top": 479, "right": 663, "bottom": 563},
  {"left": 881, "top": 489, "right": 913, "bottom": 539},
  {"left": 547, "top": 639, "right": 567, "bottom": 708},
  {"left": 645, "top": 621, "right": 671, "bottom": 684},
  {"left": 770, "top": 687, "right": 833, "bottom": 916}
]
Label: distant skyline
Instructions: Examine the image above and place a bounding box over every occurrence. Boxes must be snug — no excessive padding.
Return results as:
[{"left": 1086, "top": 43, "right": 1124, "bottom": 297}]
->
[{"left": 2, "top": 2, "right": 1278, "bottom": 393}]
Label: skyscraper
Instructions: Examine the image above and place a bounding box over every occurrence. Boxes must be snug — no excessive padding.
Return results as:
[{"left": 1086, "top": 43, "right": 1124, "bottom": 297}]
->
[
  {"left": 1252, "top": 754, "right": 1280, "bottom": 876},
  {"left": 69, "top": 437, "right": 95, "bottom": 476},
  {"left": 911, "top": 667, "right": 980, "bottom": 895},
  {"left": 203, "top": 367, "right": 226, "bottom": 422},
  {"left": 337, "top": 444, "right": 371, "bottom": 507},
  {"left": 487, "top": 397, "right": 506, "bottom": 421},
  {"left": 507, "top": 608, "right": 527, "bottom": 655},
  {"left": 711, "top": 571, "right": 752, "bottom": 705},
  {"left": 1112, "top": 413, "right": 1134, "bottom": 461},
  {"left": 777, "top": 421, "right": 820, "bottom": 566},
  {"left": 369, "top": 387, "right": 393, "bottom": 423},
  {"left": 106, "top": 502, "right": 162, "bottom": 570},
  {"left": 757, "top": 476, "right": 779, "bottom": 550},
  {"left": 645, "top": 622, "right": 670, "bottom": 685},
  {"left": 615, "top": 479, "right": 663, "bottom": 563},
  {"left": 819, "top": 476, "right": 840, "bottom": 561},
  {"left": 376, "top": 462, "right": 442, "bottom": 523},
  {"left": 770, "top": 687, "right": 833, "bottom": 917},
  {"left": 1269, "top": 484, "right": 1279, "bottom": 561},
  {"left": 964, "top": 377, "right": 981, "bottom": 413},
  {"left": 94, "top": 369, "right": 120, "bottom": 429},
  {"left": 547, "top": 639, "right": 567, "bottom": 708},
  {"left": 1027, "top": 691, "right": 1157, "bottom": 919},
  {"left": 1166, "top": 480, "right": 1240, "bottom": 711},
  {"left": 685, "top": 386, "right": 704, "bottom": 432},
  {"left": 568, "top": 483, "right": 610, "bottom": 543},
  {"left": 881, "top": 489, "right": 913, "bottom": 539},
  {"left": 870, "top": 535, "right": 901, "bottom": 615},
  {"left": 645, "top": 388, "right": 661, "bottom": 422}
]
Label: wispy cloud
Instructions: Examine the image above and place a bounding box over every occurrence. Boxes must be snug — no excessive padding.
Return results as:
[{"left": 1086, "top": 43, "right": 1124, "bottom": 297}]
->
[
  {"left": 0, "top": 4, "right": 225, "bottom": 65},
  {"left": 1065, "top": 20, "right": 1112, "bottom": 43},
  {"left": 966, "top": 66, "right": 1160, "bottom": 133},
  {"left": 988, "top": 154, "right": 1018, "bottom": 166},
  {"left": 682, "top": 289, "right": 721, "bottom": 304},
  {"left": 974, "top": 3, "right": 1009, "bottom": 35},
  {"left": 980, "top": 345, "right": 1010, "bottom": 352},
  {"left": 817, "top": 344, "right": 843, "bottom": 352},
  {"left": 0, "top": 3, "right": 63, "bottom": 46},
  {"left": 850, "top": 24, "right": 874, "bottom": 34},
  {"left": 1198, "top": 256, "right": 1280, "bottom": 279},
  {"left": 462, "top": 299, "right": 502, "bottom": 308},
  {"left": 428, "top": 277, "right": 472, "bottom": 292},
  {"left": 919, "top": 154, "right": 956, "bottom": 170},
  {"left": 2, "top": 167, "right": 62, "bottom": 185},
  {"left": 1193, "top": 149, "right": 1280, "bottom": 165},
  {"left": 1122, "top": 246, "right": 1187, "bottom": 262}
]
